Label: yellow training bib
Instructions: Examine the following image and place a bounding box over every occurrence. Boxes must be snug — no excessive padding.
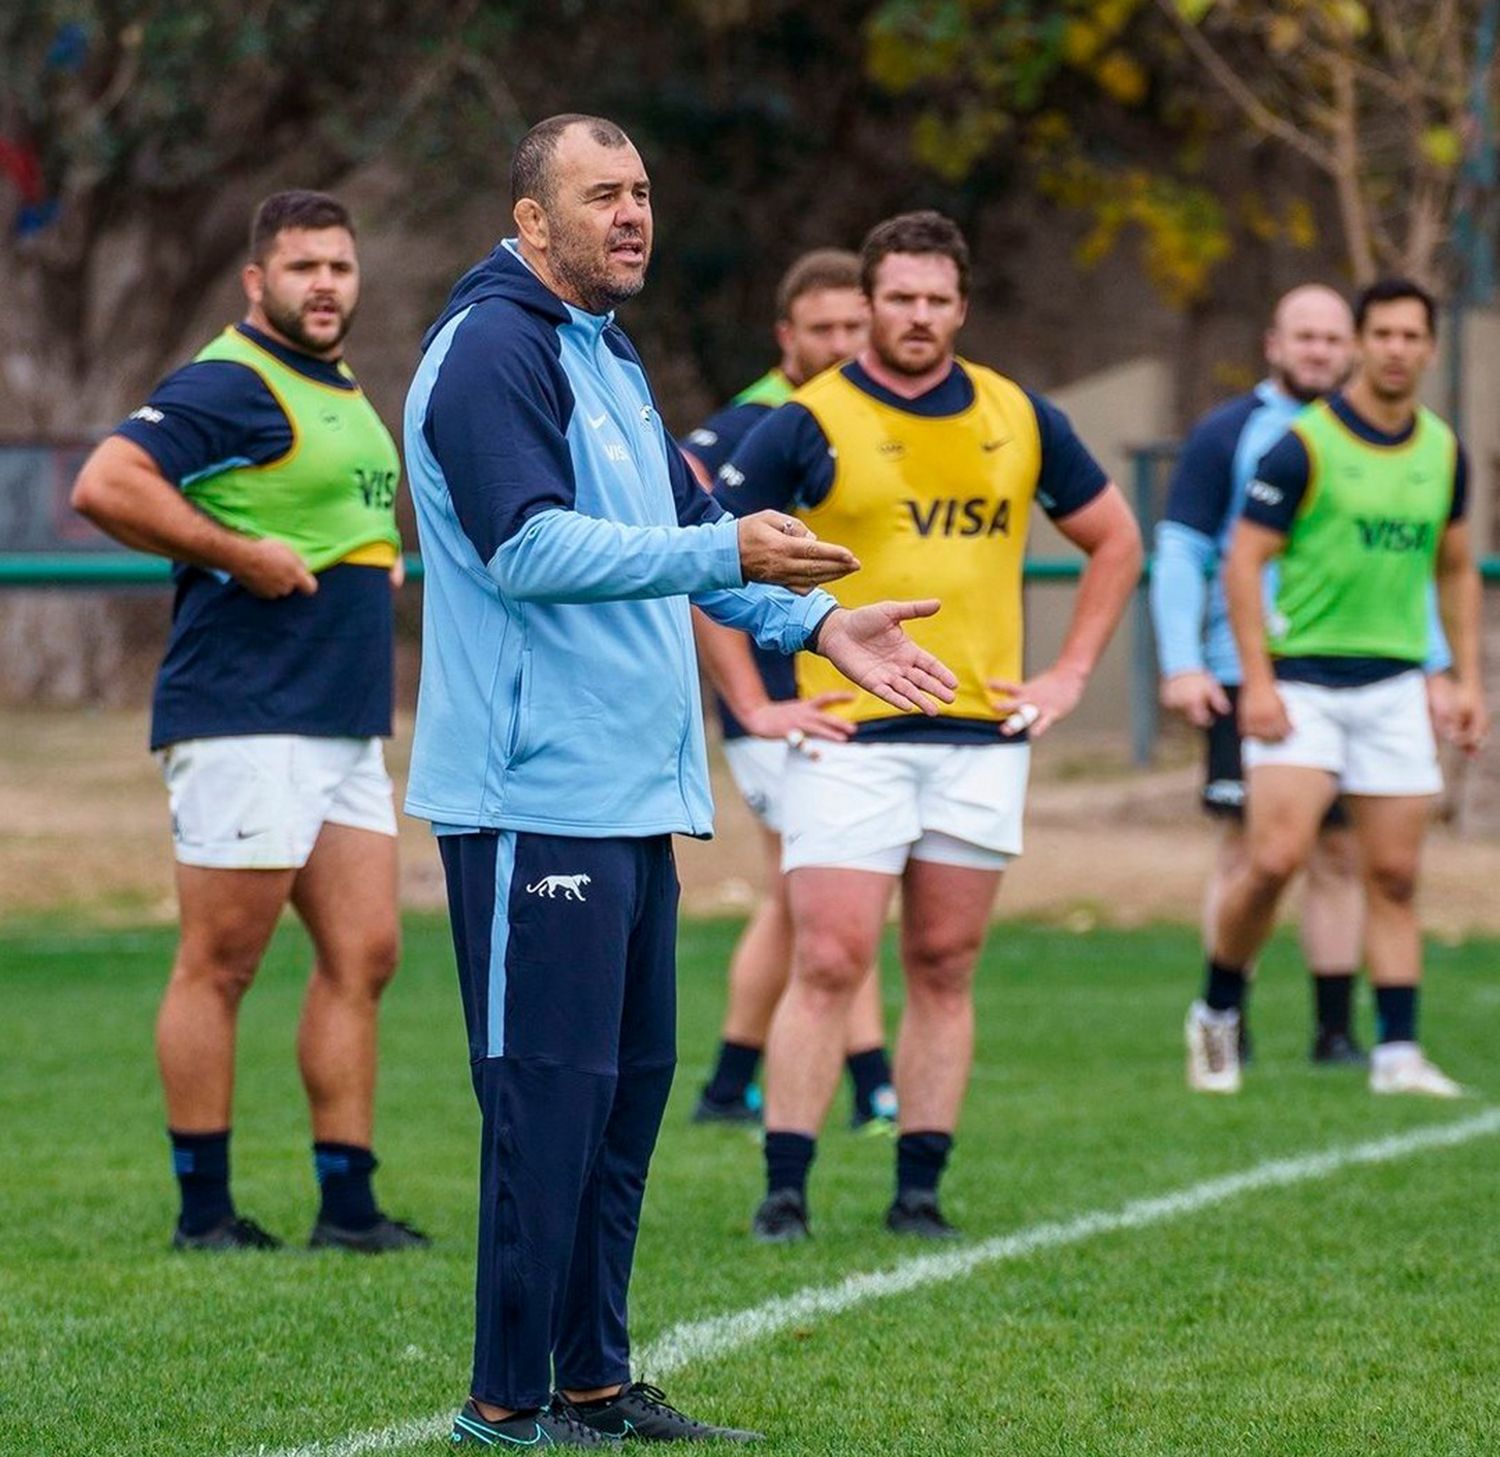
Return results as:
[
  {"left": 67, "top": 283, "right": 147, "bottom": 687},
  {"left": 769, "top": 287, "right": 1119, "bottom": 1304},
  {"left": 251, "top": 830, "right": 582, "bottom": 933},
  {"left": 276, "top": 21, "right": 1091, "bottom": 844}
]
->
[{"left": 794, "top": 359, "right": 1042, "bottom": 723}]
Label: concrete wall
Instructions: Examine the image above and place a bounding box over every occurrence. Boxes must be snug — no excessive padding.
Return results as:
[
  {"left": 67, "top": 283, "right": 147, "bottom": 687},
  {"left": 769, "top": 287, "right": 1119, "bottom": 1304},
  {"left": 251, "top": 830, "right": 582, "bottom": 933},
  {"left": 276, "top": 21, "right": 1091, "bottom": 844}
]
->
[{"left": 1023, "top": 357, "right": 1175, "bottom": 745}]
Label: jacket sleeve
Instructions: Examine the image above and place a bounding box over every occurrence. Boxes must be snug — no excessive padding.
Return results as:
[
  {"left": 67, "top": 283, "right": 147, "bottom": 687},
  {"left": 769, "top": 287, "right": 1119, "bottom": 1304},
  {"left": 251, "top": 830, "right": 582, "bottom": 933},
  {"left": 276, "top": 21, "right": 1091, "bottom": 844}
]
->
[
  {"left": 693, "top": 581, "right": 838, "bottom": 654},
  {"left": 1151, "top": 520, "right": 1216, "bottom": 678},
  {"left": 423, "top": 306, "right": 746, "bottom": 603}
]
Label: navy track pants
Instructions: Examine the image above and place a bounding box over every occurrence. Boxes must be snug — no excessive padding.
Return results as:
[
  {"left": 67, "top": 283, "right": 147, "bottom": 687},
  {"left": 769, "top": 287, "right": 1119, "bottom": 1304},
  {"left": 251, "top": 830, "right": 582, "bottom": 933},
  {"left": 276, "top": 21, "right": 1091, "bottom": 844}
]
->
[{"left": 439, "top": 830, "right": 678, "bottom": 1409}]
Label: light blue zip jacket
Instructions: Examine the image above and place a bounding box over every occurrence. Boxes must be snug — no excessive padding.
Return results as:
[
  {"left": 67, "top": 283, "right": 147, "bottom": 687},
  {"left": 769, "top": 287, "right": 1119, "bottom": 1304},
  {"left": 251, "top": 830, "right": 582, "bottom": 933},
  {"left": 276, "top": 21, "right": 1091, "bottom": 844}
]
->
[{"left": 404, "top": 241, "right": 834, "bottom": 837}]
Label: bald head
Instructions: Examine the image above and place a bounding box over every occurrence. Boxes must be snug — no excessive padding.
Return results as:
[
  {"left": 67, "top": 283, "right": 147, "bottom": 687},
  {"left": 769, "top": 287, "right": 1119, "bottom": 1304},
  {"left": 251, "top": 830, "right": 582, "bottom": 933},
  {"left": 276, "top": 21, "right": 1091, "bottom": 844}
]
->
[{"left": 1266, "top": 284, "right": 1355, "bottom": 401}]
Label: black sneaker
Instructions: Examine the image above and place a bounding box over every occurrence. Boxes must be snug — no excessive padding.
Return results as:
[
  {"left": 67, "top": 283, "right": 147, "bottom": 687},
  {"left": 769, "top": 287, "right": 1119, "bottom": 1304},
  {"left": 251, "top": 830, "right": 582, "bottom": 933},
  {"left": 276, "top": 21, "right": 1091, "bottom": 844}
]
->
[
  {"left": 691, "top": 1090, "right": 761, "bottom": 1125},
  {"left": 750, "top": 1188, "right": 809, "bottom": 1244},
  {"left": 309, "top": 1214, "right": 431, "bottom": 1253},
  {"left": 451, "top": 1398, "right": 607, "bottom": 1447},
  {"left": 885, "top": 1190, "right": 961, "bottom": 1240},
  {"left": 564, "top": 1383, "right": 761, "bottom": 1443},
  {"left": 1312, "top": 1030, "right": 1368, "bottom": 1066},
  {"left": 172, "top": 1215, "right": 282, "bottom": 1251}
]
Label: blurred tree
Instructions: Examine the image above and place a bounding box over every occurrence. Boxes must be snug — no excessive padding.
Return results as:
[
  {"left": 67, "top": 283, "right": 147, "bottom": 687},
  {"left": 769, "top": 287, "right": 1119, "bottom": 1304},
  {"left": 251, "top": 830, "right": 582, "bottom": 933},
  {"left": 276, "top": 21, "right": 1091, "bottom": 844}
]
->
[
  {"left": 864, "top": 0, "right": 1238, "bottom": 305},
  {"left": 0, "top": 0, "right": 498, "bottom": 433},
  {"left": 1162, "top": 0, "right": 1492, "bottom": 286},
  {"left": 866, "top": 0, "right": 1498, "bottom": 294}
]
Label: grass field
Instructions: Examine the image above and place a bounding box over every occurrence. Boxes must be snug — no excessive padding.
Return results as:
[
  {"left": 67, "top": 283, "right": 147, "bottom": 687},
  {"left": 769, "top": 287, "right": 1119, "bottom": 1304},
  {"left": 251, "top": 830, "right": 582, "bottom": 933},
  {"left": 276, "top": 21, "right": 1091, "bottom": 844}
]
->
[{"left": 3, "top": 913, "right": 1498, "bottom": 1456}]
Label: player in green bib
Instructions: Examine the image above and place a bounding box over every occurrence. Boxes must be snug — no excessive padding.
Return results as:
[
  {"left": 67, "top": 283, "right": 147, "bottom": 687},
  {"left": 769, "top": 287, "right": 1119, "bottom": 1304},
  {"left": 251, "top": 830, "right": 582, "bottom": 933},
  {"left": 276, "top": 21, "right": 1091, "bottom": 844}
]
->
[
  {"left": 1200, "top": 278, "right": 1488, "bottom": 1097},
  {"left": 73, "top": 192, "right": 426, "bottom": 1253}
]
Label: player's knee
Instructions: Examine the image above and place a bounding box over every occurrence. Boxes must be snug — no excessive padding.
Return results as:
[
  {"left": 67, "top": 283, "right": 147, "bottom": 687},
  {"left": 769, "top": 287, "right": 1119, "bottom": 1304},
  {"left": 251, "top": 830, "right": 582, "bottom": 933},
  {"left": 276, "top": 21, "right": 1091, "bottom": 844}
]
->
[
  {"left": 794, "top": 931, "right": 871, "bottom": 1001},
  {"left": 176, "top": 943, "right": 261, "bottom": 1006},
  {"left": 1246, "top": 839, "right": 1304, "bottom": 893},
  {"left": 1365, "top": 858, "right": 1418, "bottom": 907},
  {"left": 315, "top": 927, "right": 402, "bottom": 1000},
  {"left": 904, "top": 936, "right": 980, "bottom": 1003}
]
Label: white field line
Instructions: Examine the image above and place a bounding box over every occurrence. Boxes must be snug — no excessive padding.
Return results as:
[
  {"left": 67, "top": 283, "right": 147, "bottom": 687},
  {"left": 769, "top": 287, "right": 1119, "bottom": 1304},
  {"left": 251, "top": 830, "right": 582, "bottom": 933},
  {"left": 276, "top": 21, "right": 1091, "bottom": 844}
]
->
[{"left": 242, "top": 1108, "right": 1500, "bottom": 1457}]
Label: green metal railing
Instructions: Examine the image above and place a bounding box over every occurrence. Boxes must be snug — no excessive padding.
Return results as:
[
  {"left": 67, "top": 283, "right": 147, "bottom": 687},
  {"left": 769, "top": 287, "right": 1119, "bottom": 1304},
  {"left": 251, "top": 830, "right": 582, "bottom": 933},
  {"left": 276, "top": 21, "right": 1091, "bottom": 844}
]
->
[{"left": 0, "top": 553, "right": 1096, "bottom": 587}]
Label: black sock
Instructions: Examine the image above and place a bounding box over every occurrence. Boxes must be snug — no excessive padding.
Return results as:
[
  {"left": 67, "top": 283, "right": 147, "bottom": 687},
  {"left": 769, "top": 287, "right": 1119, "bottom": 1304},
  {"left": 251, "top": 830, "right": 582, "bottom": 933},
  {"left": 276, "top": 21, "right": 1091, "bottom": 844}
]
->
[
  {"left": 764, "top": 1130, "right": 816, "bottom": 1199},
  {"left": 314, "top": 1142, "right": 379, "bottom": 1231},
  {"left": 846, "top": 1046, "right": 893, "bottom": 1119},
  {"left": 1313, "top": 972, "right": 1356, "bottom": 1037},
  {"left": 896, "top": 1130, "right": 953, "bottom": 1197},
  {"left": 568, "top": 1392, "right": 625, "bottom": 1412},
  {"left": 170, "top": 1128, "right": 233, "bottom": 1235},
  {"left": 1203, "top": 959, "right": 1248, "bottom": 1013},
  {"left": 1374, "top": 985, "right": 1418, "bottom": 1045},
  {"left": 703, "top": 1040, "right": 760, "bottom": 1104}
]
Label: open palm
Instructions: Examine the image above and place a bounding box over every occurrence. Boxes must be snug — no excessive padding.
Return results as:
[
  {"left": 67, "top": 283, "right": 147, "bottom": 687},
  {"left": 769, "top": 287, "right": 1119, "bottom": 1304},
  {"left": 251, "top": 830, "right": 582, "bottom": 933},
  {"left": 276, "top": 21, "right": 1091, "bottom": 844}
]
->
[{"left": 816, "top": 601, "right": 957, "bottom": 716}]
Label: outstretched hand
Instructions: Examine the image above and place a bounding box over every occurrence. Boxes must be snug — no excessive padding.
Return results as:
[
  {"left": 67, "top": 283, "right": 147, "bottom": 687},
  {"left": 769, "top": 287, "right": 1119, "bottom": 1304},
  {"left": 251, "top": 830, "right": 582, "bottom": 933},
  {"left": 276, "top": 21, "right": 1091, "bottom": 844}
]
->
[{"left": 813, "top": 602, "right": 957, "bottom": 716}]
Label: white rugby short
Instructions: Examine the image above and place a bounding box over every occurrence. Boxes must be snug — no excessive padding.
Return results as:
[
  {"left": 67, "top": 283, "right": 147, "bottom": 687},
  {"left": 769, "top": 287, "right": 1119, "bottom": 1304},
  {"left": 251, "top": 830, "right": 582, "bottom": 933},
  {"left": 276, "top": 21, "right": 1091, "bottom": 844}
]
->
[
  {"left": 780, "top": 740, "right": 1028, "bottom": 875},
  {"left": 158, "top": 735, "right": 397, "bottom": 870},
  {"left": 722, "top": 737, "right": 788, "bottom": 833},
  {"left": 1242, "top": 670, "right": 1441, "bottom": 797}
]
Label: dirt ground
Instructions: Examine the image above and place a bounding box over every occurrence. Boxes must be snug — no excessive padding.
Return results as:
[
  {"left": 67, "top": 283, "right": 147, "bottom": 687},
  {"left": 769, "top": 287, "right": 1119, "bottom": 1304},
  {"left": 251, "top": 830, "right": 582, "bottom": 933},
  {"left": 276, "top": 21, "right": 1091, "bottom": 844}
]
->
[{"left": 1, "top": 706, "right": 1495, "bottom": 941}]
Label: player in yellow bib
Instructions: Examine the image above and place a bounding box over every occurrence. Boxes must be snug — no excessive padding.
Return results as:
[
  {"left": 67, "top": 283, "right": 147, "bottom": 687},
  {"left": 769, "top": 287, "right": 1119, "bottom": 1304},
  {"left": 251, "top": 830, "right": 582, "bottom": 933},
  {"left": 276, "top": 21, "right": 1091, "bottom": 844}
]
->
[
  {"left": 1205, "top": 278, "right": 1489, "bottom": 1098},
  {"left": 713, "top": 211, "right": 1144, "bottom": 1240}
]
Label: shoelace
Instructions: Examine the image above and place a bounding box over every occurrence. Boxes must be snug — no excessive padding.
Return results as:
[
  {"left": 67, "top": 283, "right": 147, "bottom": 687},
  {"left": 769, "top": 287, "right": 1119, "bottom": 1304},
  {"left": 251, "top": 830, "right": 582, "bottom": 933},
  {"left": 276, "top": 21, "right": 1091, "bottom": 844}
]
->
[
  {"left": 544, "top": 1403, "right": 609, "bottom": 1444},
  {"left": 623, "top": 1384, "right": 708, "bottom": 1431}
]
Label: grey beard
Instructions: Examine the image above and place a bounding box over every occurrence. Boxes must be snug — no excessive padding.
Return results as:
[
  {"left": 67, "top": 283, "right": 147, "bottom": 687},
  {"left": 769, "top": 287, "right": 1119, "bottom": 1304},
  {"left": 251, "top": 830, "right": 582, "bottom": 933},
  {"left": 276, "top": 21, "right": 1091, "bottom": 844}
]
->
[{"left": 552, "top": 250, "right": 646, "bottom": 316}]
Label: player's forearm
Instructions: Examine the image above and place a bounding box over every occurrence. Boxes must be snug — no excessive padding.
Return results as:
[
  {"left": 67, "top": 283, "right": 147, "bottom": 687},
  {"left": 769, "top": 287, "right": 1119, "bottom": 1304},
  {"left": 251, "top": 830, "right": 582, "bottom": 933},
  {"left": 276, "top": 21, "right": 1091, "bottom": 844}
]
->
[
  {"left": 692, "top": 610, "right": 771, "bottom": 718},
  {"left": 1051, "top": 528, "right": 1142, "bottom": 681},
  {"left": 1437, "top": 562, "right": 1483, "bottom": 687},
  {"left": 72, "top": 455, "right": 261, "bottom": 576},
  {"left": 1223, "top": 543, "right": 1275, "bottom": 687}
]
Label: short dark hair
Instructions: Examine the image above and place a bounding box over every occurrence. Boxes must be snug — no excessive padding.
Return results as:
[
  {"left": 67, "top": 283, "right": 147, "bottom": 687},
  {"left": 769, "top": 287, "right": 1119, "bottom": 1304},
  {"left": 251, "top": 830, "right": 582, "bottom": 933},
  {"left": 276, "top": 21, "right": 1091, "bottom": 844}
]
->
[
  {"left": 859, "top": 210, "right": 971, "bottom": 297},
  {"left": 511, "top": 113, "right": 631, "bottom": 207},
  {"left": 250, "top": 191, "right": 353, "bottom": 263},
  {"left": 775, "top": 249, "right": 862, "bottom": 320},
  {"left": 1355, "top": 276, "right": 1438, "bottom": 336}
]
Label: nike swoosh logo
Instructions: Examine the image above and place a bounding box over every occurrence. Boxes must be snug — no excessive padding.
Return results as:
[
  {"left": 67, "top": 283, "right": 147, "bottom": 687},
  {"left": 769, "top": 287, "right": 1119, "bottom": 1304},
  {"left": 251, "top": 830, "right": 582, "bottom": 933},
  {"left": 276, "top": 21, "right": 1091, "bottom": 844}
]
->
[
  {"left": 234, "top": 828, "right": 264, "bottom": 840},
  {"left": 981, "top": 437, "right": 1009, "bottom": 453},
  {"left": 588, "top": 412, "right": 608, "bottom": 429}
]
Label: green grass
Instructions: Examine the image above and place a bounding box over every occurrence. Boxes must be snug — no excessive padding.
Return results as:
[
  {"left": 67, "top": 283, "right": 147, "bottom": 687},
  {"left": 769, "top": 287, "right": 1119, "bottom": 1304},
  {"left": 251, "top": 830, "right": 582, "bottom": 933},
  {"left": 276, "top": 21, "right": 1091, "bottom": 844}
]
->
[{"left": 2, "top": 915, "right": 1498, "bottom": 1455}]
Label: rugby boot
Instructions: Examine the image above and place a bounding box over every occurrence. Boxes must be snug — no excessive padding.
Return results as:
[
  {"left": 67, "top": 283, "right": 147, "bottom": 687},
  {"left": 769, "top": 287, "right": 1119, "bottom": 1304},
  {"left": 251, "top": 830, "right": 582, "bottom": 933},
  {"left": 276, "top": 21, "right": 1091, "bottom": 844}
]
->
[
  {"left": 450, "top": 1399, "right": 608, "bottom": 1447},
  {"left": 172, "top": 1214, "right": 282, "bottom": 1251},
  {"left": 885, "top": 1190, "right": 962, "bottom": 1240},
  {"left": 563, "top": 1383, "right": 762, "bottom": 1443},
  {"left": 309, "top": 1213, "right": 431, "bottom": 1252},
  {"left": 691, "top": 1088, "right": 762, "bottom": 1125},
  {"left": 1311, "top": 1029, "right": 1368, "bottom": 1066},
  {"left": 750, "top": 1187, "right": 810, "bottom": 1243},
  {"left": 1185, "top": 1000, "right": 1241, "bottom": 1093},
  {"left": 1369, "top": 1042, "right": 1464, "bottom": 1098}
]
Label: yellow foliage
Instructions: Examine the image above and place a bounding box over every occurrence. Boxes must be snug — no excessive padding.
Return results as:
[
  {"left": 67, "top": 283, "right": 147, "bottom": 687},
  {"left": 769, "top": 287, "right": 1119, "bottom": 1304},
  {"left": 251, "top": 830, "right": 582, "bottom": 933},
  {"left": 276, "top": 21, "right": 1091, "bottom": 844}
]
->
[
  {"left": 912, "top": 108, "right": 1010, "bottom": 183},
  {"left": 1094, "top": 49, "right": 1149, "bottom": 105},
  {"left": 1284, "top": 196, "right": 1318, "bottom": 249},
  {"left": 1420, "top": 126, "right": 1463, "bottom": 170}
]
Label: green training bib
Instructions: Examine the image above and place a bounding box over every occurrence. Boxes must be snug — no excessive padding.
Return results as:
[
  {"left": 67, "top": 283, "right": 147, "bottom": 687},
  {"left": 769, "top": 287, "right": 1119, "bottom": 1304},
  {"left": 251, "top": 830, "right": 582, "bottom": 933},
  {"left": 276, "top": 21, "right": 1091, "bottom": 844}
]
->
[
  {"left": 731, "top": 368, "right": 795, "bottom": 410},
  {"left": 184, "top": 327, "right": 402, "bottom": 572},
  {"left": 1270, "top": 400, "right": 1456, "bottom": 663}
]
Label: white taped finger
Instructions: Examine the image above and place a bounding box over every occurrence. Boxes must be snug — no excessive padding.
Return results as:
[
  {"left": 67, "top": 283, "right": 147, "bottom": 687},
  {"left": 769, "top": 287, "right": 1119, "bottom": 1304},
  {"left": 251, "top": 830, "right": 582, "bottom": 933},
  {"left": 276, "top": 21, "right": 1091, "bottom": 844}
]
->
[{"left": 1002, "top": 702, "right": 1040, "bottom": 735}]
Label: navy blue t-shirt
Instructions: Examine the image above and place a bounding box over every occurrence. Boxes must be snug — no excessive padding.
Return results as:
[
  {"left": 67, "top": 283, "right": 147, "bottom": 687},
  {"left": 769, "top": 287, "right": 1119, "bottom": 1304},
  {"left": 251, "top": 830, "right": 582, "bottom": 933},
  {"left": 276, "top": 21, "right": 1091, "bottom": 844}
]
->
[
  {"left": 114, "top": 323, "right": 394, "bottom": 749},
  {"left": 680, "top": 395, "right": 798, "bottom": 739},
  {"left": 1244, "top": 393, "right": 1467, "bottom": 688}
]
